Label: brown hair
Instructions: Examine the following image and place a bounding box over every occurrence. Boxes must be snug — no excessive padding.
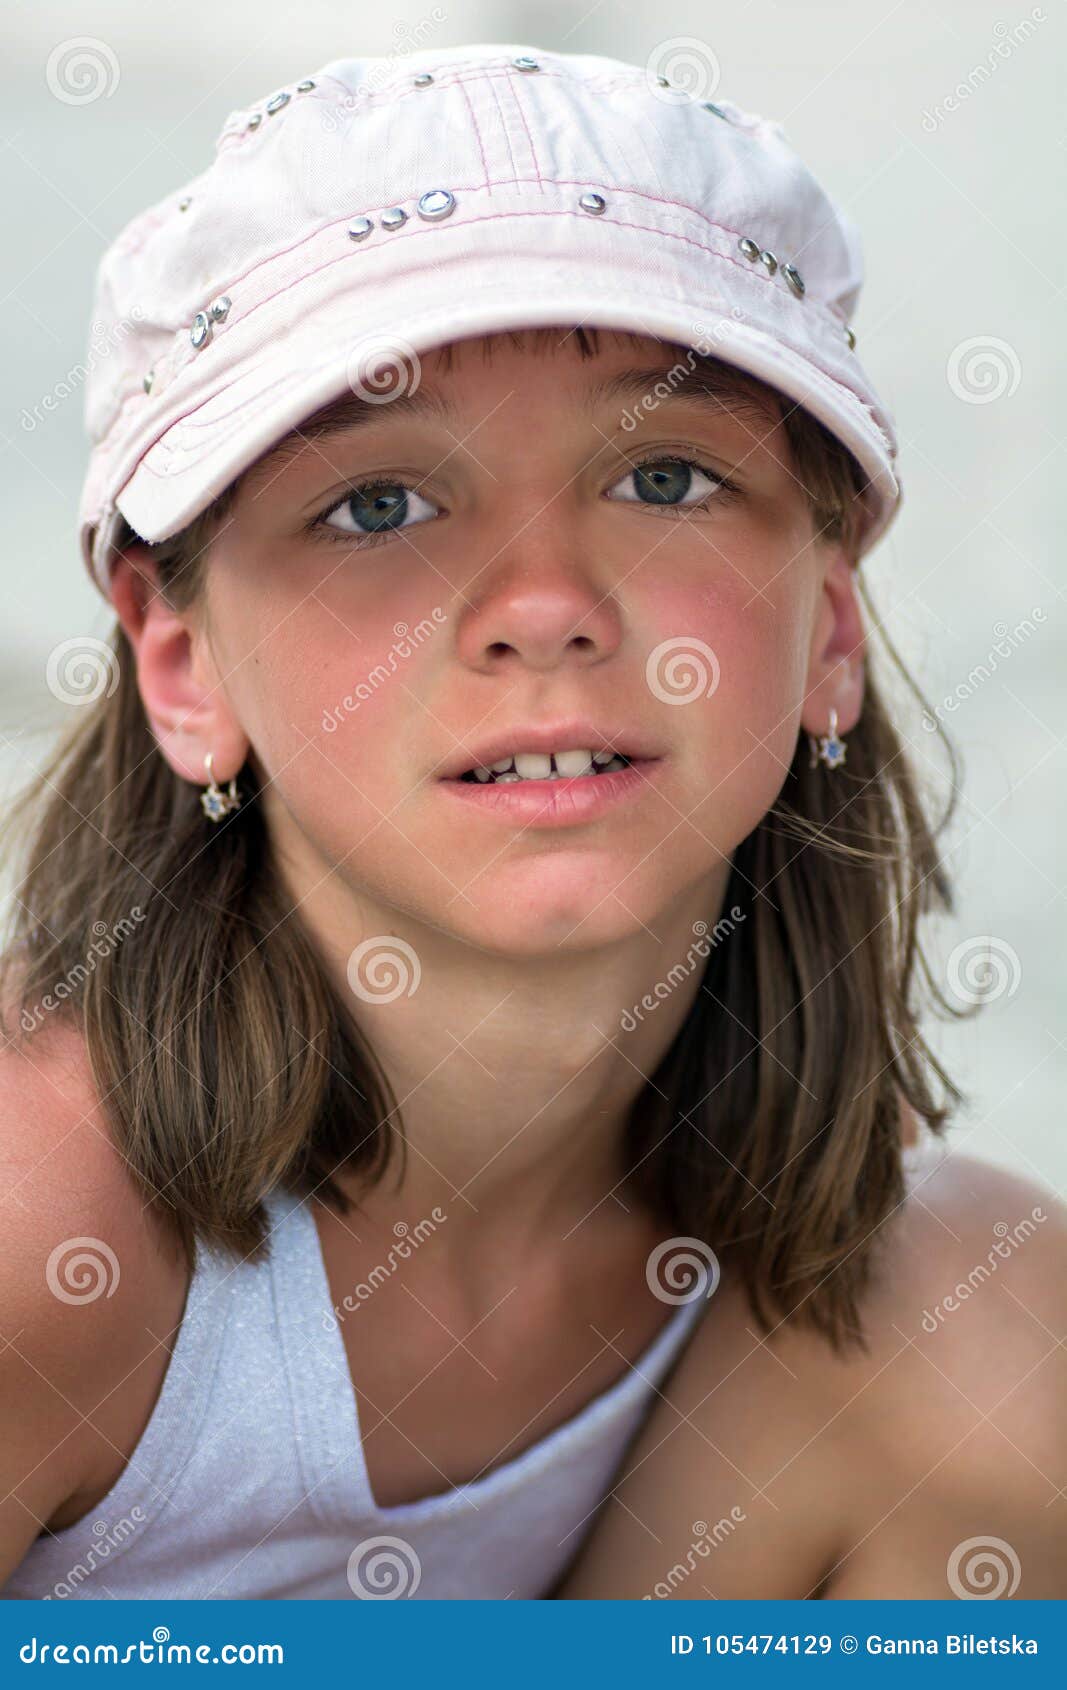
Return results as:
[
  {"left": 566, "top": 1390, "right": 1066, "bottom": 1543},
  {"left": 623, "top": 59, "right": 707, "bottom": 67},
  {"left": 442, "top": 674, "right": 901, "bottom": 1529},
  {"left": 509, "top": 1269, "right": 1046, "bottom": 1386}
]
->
[{"left": 0, "top": 327, "right": 971, "bottom": 1352}]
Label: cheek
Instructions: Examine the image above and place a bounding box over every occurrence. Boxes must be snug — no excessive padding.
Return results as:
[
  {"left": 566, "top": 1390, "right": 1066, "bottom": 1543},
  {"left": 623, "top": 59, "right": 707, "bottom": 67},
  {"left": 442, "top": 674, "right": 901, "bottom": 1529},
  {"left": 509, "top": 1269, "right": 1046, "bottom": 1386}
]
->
[
  {"left": 642, "top": 574, "right": 811, "bottom": 826},
  {"left": 224, "top": 592, "right": 418, "bottom": 813}
]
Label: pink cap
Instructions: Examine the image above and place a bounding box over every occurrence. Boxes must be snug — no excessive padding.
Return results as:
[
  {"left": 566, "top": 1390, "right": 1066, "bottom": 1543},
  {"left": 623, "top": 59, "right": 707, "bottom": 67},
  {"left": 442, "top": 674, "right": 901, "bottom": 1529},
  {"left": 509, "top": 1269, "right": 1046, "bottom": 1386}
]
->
[{"left": 78, "top": 42, "right": 901, "bottom": 598}]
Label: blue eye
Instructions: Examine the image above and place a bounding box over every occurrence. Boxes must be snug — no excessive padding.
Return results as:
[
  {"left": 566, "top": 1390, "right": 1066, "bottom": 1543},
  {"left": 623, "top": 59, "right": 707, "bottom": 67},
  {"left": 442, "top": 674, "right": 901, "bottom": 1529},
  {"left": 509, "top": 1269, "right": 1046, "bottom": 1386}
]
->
[
  {"left": 316, "top": 479, "right": 441, "bottom": 545},
  {"left": 310, "top": 453, "right": 736, "bottom": 551},
  {"left": 606, "top": 455, "right": 733, "bottom": 509}
]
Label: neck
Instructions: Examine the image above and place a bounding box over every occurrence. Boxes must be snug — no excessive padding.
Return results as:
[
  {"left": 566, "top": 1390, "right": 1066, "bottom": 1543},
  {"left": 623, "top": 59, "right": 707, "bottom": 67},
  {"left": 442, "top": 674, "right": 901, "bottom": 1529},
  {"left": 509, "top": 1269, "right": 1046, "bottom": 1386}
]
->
[{"left": 278, "top": 850, "right": 733, "bottom": 1253}]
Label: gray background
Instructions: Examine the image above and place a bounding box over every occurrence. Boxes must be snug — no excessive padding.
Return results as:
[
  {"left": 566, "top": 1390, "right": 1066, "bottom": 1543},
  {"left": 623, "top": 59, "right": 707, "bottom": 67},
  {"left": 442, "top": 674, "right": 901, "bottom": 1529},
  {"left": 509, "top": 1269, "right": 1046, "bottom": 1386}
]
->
[{"left": 1, "top": 1, "right": 1062, "bottom": 1192}]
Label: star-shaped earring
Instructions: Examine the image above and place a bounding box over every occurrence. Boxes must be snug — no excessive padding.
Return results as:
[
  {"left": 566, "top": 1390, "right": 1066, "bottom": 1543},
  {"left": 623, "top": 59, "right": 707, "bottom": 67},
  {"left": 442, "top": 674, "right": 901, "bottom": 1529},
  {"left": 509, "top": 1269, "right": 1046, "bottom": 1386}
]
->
[
  {"left": 808, "top": 707, "right": 847, "bottom": 770},
  {"left": 200, "top": 750, "right": 242, "bottom": 821}
]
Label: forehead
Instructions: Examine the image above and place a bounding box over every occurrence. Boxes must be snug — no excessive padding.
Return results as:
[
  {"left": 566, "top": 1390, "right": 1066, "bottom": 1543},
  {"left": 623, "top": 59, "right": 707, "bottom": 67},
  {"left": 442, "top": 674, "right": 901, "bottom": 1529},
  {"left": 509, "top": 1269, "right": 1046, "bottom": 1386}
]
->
[{"left": 245, "top": 326, "right": 787, "bottom": 481}]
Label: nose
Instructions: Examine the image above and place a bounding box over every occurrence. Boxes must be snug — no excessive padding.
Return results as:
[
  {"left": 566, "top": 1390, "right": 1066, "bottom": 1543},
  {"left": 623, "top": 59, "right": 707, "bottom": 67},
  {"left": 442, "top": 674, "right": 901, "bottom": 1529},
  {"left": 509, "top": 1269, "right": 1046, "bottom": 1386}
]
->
[{"left": 453, "top": 545, "right": 624, "bottom": 674}]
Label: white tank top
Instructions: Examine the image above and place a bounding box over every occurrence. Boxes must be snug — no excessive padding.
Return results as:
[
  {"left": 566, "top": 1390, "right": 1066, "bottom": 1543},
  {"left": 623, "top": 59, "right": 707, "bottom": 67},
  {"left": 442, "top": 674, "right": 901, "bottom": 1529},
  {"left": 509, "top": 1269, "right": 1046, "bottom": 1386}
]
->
[{"left": 2, "top": 1184, "right": 706, "bottom": 1600}]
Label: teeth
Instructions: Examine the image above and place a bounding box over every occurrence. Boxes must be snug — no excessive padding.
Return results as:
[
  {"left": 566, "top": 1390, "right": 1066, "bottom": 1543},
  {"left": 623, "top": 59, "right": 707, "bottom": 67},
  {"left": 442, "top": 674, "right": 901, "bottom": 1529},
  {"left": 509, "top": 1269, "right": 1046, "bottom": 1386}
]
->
[
  {"left": 553, "top": 748, "right": 595, "bottom": 777},
  {"left": 459, "top": 746, "right": 631, "bottom": 782}
]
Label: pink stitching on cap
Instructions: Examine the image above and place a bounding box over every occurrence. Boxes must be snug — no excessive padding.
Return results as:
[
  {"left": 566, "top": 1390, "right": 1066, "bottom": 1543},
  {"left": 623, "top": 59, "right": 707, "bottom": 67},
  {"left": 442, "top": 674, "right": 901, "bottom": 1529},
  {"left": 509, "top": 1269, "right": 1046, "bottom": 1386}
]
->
[
  {"left": 131, "top": 176, "right": 838, "bottom": 347},
  {"left": 138, "top": 272, "right": 890, "bottom": 467},
  {"left": 484, "top": 63, "right": 519, "bottom": 185},
  {"left": 457, "top": 77, "right": 491, "bottom": 193}
]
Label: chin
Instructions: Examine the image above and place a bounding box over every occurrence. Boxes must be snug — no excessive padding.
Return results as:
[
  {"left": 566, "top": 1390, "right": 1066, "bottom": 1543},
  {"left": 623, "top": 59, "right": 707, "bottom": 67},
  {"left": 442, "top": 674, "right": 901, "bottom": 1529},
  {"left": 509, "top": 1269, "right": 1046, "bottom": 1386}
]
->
[{"left": 445, "top": 872, "right": 673, "bottom": 958}]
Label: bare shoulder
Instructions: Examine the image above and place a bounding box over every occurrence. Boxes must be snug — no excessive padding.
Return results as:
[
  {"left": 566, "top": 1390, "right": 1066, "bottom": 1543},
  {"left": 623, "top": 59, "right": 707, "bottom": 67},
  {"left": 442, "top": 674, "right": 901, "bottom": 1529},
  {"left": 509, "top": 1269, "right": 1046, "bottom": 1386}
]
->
[
  {"left": 557, "top": 1147, "right": 1066, "bottom": 1600},
  {"left": 0, "top": 1021, "right": 187, "bottom": 1584},
  {"left": 820, "top": 1145, "right": 1067, "bottom": 1597}
]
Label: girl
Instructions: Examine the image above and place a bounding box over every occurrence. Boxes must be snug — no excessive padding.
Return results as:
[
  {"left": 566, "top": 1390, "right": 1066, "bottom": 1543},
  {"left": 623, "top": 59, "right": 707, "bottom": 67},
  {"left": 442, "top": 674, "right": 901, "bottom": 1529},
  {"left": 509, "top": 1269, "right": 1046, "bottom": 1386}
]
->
[{"left": 1, "top": 45, "right": 1063, "bottom": 1602}]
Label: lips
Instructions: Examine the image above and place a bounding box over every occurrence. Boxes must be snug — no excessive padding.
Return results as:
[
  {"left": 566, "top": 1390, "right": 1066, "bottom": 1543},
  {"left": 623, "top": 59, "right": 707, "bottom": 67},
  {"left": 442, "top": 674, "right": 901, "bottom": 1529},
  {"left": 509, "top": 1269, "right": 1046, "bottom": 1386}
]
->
[{"left": 438, "top": 753, "right": 662, "bottom": 826}]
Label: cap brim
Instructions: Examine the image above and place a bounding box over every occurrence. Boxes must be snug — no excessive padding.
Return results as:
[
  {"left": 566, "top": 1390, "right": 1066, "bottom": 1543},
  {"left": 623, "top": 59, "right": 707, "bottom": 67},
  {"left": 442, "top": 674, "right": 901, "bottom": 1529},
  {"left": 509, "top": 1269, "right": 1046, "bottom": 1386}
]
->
[{"left": 90, "top": 283, "right": 899, "bottom": 593}]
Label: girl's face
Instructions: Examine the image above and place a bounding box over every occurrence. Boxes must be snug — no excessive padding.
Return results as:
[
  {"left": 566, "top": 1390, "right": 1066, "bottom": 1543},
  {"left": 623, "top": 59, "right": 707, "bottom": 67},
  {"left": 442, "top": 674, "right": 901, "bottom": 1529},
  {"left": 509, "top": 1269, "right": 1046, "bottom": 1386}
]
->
[{"left": 189, "top": 329, "right": 853, "bottom": 954}]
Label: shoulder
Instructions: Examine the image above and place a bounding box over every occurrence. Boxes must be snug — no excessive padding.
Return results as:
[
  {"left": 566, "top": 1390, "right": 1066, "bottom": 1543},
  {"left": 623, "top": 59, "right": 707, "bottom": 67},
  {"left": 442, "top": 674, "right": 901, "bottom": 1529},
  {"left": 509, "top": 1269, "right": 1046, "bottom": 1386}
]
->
[
  {"left": 0, "top": 1018, "right": 183, "bottom": 1293},
  {"left": 0, "top": 1023, "right": 187, "bottom": 1577},
  {"left": 853, "top": 1144, "right": 1064, "bottom": 1442},
  {"left": 814, "top": 1145, "right": 1066, "bottom": 1595},
  {"left": 558, "top": 1146, "right": 1066, "bottom": 1599}
]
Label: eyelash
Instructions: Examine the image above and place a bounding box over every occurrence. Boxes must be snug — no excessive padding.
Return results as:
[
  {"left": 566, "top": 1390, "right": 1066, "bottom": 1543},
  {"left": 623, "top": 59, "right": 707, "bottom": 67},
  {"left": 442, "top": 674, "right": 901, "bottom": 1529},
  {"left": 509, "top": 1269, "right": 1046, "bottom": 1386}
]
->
[{"left": 306, "top": 454, "right": 740, "bottom": 551}]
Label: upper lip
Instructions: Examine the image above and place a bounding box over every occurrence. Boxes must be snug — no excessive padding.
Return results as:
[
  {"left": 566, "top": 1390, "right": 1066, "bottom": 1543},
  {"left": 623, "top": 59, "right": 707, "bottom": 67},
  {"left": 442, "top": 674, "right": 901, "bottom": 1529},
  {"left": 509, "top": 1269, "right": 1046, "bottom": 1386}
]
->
[{"left": 437, "top": 719, "right": 663, "bottom": 780}]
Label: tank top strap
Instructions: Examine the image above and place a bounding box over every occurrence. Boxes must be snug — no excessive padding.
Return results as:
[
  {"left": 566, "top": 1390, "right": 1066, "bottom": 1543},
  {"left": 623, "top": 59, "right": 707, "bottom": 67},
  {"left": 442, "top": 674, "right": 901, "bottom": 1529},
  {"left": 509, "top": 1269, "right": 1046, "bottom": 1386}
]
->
[{"left": 261, "top": 1183, "right": 710, "bottom": 1527}]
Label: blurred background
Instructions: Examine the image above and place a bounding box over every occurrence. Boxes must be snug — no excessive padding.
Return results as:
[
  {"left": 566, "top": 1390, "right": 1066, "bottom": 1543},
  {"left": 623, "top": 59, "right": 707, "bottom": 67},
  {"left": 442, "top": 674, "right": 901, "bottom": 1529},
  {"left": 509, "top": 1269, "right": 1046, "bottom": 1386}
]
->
[{"left": 1, "top": 1, "right": 1062, "bottom": 1191}]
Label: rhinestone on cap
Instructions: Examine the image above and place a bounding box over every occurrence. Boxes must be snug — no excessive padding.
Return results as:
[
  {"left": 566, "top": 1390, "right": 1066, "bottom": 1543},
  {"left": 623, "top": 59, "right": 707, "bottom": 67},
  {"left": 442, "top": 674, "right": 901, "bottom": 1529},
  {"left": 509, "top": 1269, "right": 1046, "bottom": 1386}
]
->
[
  {"left": 758, "top": 250, "right": 778, "bottom": 275},
  {"left": 247, "top": 112, "right": 262, "bottom": 130},
  {"left": 208, "top": 295, "right": 231, "bottom": 322},
  {"left": 579, "top": 192, "right": 606, "bottom": 214},
  {"left": 178, "top": 196, "right": 192, "bottom": 212},
  {"left": 414, "top": 72, "right": 434, "bottom": 88},
  {"left": 738, "top": 237, "right": 760, "bottom": 262},
  {"left": 703, "top": 101, "right": 729, "bottom": 120},
  {"left": 143, "top": 367, "right": 155, "bottom": 394},
  {"left": 348, "top": 216, "right": 374, "bottom": 241},
  {"left": 782, "top": 263, "right": 805, "bottom": 297},
  {"left": 381, "top": 206, "right": 408, "bottom": 230},
  {"left": 190, "top": 311, "right": 211, "bottom": 349},
  {"left": 844, "top": 326, "right": 856, "bottom": 350},
  {"left": 417, "top": 189, "right": 455, "bottom": 221},
  {"left": 513, "top": 56, "right": 540, "bottom": 71},
  {"left": 296, "top": 79, "right": 316, "bottom": 92},
  {"left": 265, "top": 90, "right": 291, "bottom": 115}
]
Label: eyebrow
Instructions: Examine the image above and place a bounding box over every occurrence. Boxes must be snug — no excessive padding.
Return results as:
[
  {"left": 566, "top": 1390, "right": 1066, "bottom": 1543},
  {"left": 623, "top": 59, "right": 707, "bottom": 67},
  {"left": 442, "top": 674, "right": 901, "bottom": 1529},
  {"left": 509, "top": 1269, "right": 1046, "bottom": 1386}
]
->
[
  {"left": 247, "top": 359, "right": 783, "bottom": 489},
  {"left": 584, "top": 366, "right": 783, "bottom": 434}
]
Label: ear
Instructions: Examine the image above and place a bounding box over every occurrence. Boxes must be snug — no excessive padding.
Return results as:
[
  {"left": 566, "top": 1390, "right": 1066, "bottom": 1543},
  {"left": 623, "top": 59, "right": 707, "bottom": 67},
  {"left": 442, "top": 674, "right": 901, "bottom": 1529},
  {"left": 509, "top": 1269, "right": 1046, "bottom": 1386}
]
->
[
  {"left": 799, "top": 545, "right": 866, "bottom": 739},
  {"left": 109, "top": 544, "right": 249, "bottom": 787}
]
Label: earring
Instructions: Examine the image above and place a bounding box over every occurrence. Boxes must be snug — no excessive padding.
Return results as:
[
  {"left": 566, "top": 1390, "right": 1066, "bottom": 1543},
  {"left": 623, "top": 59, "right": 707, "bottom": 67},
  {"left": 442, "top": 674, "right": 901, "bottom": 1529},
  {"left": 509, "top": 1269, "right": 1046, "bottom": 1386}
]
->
[
  {"left": 200, "top": 751, "right": 242, "bottom": 821},
  {"left": 808, "top": 707, "right": 847, "bottom": 771}
]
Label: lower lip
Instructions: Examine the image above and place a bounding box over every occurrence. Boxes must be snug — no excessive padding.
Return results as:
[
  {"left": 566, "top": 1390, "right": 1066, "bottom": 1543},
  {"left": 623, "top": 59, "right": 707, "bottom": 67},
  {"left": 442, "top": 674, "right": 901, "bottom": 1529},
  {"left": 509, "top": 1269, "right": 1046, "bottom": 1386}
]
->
[{"left": 438, "top": 759, "right": 662, "bottom": 827}]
